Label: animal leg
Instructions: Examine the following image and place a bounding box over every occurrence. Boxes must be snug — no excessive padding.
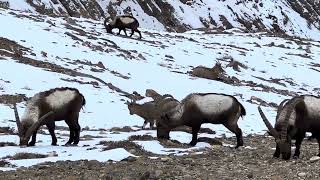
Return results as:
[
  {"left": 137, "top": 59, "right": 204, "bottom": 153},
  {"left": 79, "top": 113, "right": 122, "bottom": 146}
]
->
[
  {"left": 273, "top": 144, "right": 280, "bottom": 158},
  {"left": 137, "top": 29, "right": 142, "bottom": 39},
  {"left": 46, "top": 121, "right": 57, "bottom": 146},
  {"left": 71, "top": 113, "right": 81, "bottom": 145},
  {"left": 224, "top": 122, "right": 243, "bottom": 148},
  {"left": 28, "top": 131, "right": 38, "bottom": 146},
  {"left": 316, "top": 134, "right": 320, "bottom": 156},
  {"left": 65, "top": 120, "right": 75, "bottom": 145},
  {"left": 123, "top": 29, "right": 128, "bottom": 36},
  {"left": 189, "top": 125, "right": 200, "bottom": 146},
  {"left": 130, "top": 29, "right": 134, "bottom": 37},
  {"left": 118, "top": 29, "right": 122, "bottom": 35},
  {"left": 142, "top": 120, "right": 147, "bottom": 129},
  {"left": 149, "top": 120, "right": 155, "bottom": 130},
  {"left": 293, "top": 131, "right": 305, "bottom": 159}
]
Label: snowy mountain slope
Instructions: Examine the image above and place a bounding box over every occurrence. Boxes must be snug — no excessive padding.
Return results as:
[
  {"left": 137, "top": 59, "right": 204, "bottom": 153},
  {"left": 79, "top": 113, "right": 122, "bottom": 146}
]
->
[
  {"left": 0, "top": 8, "right": 320, "bottom": 170},
  {"left": 2, "top": 0, "right": 320, "bottom": 40}
]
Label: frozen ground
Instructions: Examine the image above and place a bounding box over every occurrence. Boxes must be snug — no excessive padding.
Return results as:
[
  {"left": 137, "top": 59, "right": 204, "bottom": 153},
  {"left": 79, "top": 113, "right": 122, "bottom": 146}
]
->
[{"left": 0, "top": 8, "right": 319, "bottom": 170}]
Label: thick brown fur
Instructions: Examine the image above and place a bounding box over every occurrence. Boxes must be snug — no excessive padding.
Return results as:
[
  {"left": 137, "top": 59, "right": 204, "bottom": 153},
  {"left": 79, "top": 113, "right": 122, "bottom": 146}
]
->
[
  {"left": 260, "top": 95, "right": 320, "bottom": 160},
  {"left": 104, "top": 15, "right": 142, "bottom": 39},
  {"left": 18, "top": 87, "right": 85, "bottom": 146},
  {"left": 127, "top": 101, "right": 157, "bottom": 129},
  {"left": 157, "top": 93, "right": 245, "bottom": 148}
]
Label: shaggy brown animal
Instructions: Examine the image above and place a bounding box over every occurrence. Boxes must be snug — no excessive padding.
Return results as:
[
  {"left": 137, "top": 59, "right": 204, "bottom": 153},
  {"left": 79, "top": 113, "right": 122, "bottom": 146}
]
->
[
  {"left": 157, "top": 93, "right": 245, "bottom": 148},
  {"left": 13, "top": 87, "right": 85, "bottom": 146}
]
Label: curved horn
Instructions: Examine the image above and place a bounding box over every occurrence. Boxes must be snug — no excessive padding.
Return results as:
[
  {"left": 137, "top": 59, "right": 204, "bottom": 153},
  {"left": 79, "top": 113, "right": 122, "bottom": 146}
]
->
[
  {"left": 276, "top": 99, "right": 289, "bottom": 120},
  {"left": 280, "top": 98, "right": 301, "bottom": 141},
  {"left": 257, "top": 106, "right": 279, "bottom": 138},
  {"left": 13, "top": 103, "right": 22, "bottom": 136},
  {"left": 24, "top": 111, "right": 54, "bottom": 140}
]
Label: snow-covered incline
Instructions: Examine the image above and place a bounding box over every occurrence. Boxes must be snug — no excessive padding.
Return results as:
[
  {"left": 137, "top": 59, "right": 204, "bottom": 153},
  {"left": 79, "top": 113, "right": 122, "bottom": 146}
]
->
[
  {"left": 0, "top": 8, "right": 319, "bottom": 170},
  {"left": 2, "top": 0, "right": 320, "bottom": 40}
]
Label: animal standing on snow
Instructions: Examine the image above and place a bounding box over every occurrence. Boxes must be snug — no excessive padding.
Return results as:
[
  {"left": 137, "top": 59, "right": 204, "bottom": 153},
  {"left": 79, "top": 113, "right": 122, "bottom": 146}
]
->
[
  {"left": 127, "top": 100, "right": 158, "bottom": 129},
  {"left": 258, "top": 95, "right": 320, "bottom": 160},
  {"left": 13, "top": 87, "right": 85, "bottom": 146},
  {"left": 127, "top": 89, "right": 179, "bottom": 129},
  {"left": 157, "top": 93, "right": 246, "bottom": 148},
  {"left": 104, "top": 15, "right": 142, "bottom": 39}
]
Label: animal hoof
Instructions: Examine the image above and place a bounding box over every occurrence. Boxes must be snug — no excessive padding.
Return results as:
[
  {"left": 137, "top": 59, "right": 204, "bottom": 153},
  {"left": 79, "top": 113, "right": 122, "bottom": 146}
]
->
[
  {"left": 189, "top": 141, "right": 197, "bottom": 146},
  {"left": 28, "top": 143, "right": 35, "bottom": 146},
  {"left": 293, "top": 156, "right": 299, "bottom": 159},
  {"left": 51, "top": 143, "right": 58, "bottom": 146}
]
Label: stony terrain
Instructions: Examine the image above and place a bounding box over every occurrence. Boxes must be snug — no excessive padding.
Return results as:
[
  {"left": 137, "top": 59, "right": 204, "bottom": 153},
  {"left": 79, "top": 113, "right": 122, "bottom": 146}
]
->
[
  {"left": 1, "top": 1, "right": 320, "bottom": 179},
  {"left": 1, "top": 135, "right": 320, "bottom": 179}
]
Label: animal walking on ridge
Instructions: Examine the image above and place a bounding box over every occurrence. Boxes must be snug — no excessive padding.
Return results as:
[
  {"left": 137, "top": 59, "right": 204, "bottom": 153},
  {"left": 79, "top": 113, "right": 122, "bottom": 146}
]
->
[
  {"left": 157, "top": 93, "right": 246, "bottom": 148},
  {"left": 104, "top": 15, "right": 142, "bottom": 39},
  {"left": 13, "top": 87, "right": 85, "bottom": 146}
]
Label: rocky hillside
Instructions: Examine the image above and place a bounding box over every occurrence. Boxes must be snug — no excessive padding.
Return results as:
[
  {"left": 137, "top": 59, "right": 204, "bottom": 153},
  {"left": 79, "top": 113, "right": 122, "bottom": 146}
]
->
[{"left": 1, "top": 0, "right": 320, "bottom": 39}]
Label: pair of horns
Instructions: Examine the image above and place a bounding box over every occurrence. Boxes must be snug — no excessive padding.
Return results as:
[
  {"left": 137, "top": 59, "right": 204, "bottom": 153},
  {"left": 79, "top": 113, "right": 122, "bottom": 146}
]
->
[
  {"left": 258, "top": 100, "right": 299, "bottom": 141},
  {"left": 13, "top": 103, "right": 54, "bottom": 141}
]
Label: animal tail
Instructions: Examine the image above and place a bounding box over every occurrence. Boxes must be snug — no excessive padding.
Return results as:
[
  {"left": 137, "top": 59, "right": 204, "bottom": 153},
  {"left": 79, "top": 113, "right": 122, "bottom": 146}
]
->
[
  {"left": 78, "top": 92, "right": 86, "bottom": 107},
  {"left": 239, "top": 103, "right": 246, "bottom": 117}
]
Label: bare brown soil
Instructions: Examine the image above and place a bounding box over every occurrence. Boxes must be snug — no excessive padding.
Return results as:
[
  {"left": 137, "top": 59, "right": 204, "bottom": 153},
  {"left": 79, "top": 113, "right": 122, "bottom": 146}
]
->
[{"left": 1, "top": 135, "right": 320, "bottom": 179}]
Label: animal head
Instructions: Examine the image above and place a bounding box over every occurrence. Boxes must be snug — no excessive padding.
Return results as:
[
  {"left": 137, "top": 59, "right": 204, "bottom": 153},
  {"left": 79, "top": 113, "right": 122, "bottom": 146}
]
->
[
  {"left": 156, "top": 114, "right": 171, "bottom": 140},
  {"left": 126, "top": 99, "right": 137, "bottom": 115},
  {"left": 145, "top": 89, "right": 159, "bottom": 98},
  {"left": 258, "top": 98, "right": 302, "bottom": 160},
  {"left": 156, "top": 104, "right": 181, "bottom": 140},
  {"left": 13, "top": 104, "right": 53, "bottom": 146},
  {"left": 127, "top": 102, "right": 136, "bottom": 115}
]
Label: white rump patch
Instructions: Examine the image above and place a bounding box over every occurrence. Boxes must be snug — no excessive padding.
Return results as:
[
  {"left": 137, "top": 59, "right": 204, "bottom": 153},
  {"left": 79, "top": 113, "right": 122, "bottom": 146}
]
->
[
  {"left": 192, "top": 94, "right": 234, "bottom": 115},
  {"left": 45, "top": 89, "right": 76, "bottom": 110},
  {"left": 304, "top": 96, "right": 320, "bottom": 118},
  {"left": 119, "top": 17, "right": 135, "bottom": 24},
  {"left": 21, "top": 95, "right": 40, "bottom": 123}
]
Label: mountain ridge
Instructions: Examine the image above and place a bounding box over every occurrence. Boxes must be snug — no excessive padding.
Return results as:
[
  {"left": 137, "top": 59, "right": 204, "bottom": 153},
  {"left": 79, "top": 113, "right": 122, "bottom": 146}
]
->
[{"left": 1, "top": 0, "right": 320, "bottom": 40}]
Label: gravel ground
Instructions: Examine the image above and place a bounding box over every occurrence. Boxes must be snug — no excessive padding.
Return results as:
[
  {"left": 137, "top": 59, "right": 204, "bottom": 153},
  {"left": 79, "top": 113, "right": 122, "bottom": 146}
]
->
[{"left": 1, "top": 135, "right": 320, "bottom": 179}]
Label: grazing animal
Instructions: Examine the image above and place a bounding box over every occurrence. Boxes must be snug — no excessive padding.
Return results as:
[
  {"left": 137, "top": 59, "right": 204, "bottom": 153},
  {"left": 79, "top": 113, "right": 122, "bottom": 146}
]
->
[
  {"left": 157, "top": 93, "right": 246, "bottom": 148},
  {"left": 13, "top": 87, "right": 85, "bottom": 146},
  {"left": 258, "top": 95, "right": 320, "bottom": 160},
  {"left": 104, "top": 15, "right": 142, "bottom": 39},
  {"left": 127, "top": 101, "right": 157, "bottom": 129}
]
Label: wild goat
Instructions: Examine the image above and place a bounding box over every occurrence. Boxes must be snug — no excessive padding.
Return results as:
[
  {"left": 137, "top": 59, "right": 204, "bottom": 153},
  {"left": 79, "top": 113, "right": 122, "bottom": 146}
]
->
[
  {"left": 157, "top": 93, "right": 246, "bottom": 148},
  {"left": 104, "top": 15, "right": 142, "bottom": 39},
  {"left": 258, "top": 95, "right": 320, "bottom": 160},
  {"left": 13, "top": 87, "right": 85, "bottom": 146},
  {"left": 127, "top": 100, "right": 157, "bottom": 129},
  {"left": 127, "top": 92, "right": 179, "bottom": 129}
]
